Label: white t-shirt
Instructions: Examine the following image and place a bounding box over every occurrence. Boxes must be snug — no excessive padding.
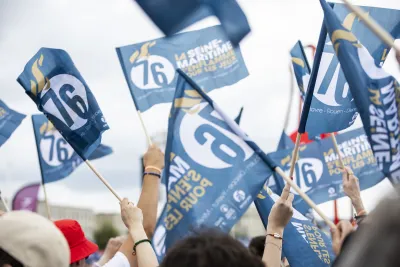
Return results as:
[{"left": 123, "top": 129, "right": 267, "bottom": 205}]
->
[{"left": 94, "top": 252, "right": 130, "bottom": 267}]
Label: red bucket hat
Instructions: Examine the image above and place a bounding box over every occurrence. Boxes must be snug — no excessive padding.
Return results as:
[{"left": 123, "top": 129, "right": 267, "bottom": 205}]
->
[{"left": 55, "top": 219, "right": 98, "bottom": 264}]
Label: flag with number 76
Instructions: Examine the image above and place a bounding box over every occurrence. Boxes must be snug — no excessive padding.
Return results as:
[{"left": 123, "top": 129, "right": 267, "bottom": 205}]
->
[{"left": 17, "top": 48, "right": 109, "bottom": 159}]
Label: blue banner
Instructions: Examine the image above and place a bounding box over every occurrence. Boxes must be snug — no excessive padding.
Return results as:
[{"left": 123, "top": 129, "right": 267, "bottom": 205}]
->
[
  {"left": 116, "top": 25, "right": 249, "bottom": 112},
  {"left": 234, "top": 107, "right": 244, "bottom": 125},
  {"left": 290, "top": 41, "right": 311, "bottom": 100},
  {"left": 320, "top": 0, "right": 400, "bottom": 183},
  {"left": 302, "top": 3, "right": 400, "bottom": 137},
  {"left": 17, "top": 48, "right": 109, "bottom": 159},
  {"left": 255, "top": 184, "right": 334, "bottom": 267},
  {"left": 268, "top": 128, "right": 385, "bottom": 208},
  {"left": 135, "top": 0, "right": 250, "bottom": 46},
  {"left": 152, "top": 69, "right": 272, "bottom": 260},
  {"left": 0, "top": 100, "right": 26, "bottom": 147},
  {"left": 32, "top": 114, "right": 113, "bottom": 184}
]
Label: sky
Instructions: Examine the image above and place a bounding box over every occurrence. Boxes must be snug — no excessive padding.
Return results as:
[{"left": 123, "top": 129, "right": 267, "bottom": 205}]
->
[{"left": 0, "top": 0, "right": 399, "bottom": 218}]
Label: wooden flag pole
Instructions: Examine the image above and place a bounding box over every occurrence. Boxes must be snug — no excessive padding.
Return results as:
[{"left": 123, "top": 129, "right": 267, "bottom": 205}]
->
[
  {"left": 330, "top": 133, "right": 345, "bottom": 169},
  {"left": 288, "top": 133, "right": 302, "bottom": 179},
  {"left": 341, "top": 0, "right": 400, "bottom": 53},
  {"left": 0, "top": 191, "right": 9, "bottom": 212},
  {"left": 85, "top": 160, "right": 123, "bottom": 202},
  {"left": 284, "top": 64, "right": 295, "bottom": 133},
  {"left": 137, "top": 111, "right": 153, "bottom": 146},
  {"left": 275, "top": 167, "right": 337, "bottom": 229},
  {"left": 41, "top": 182, "right": 52, "bottom": 219}
]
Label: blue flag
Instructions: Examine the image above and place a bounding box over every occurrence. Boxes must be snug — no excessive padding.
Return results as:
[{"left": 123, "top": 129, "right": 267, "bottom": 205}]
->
[
  {"left": 300, "top": 3, "right": 400, "bottom": 137},
  {"left": 319, "top": 0, "right": 400, "bottom": 183},
  {"left": 290, "top": 41, "right": 311, "bottom": 100},
  {"left": 0, "top": 100, "right": 26, "bottom": 147},
  {"left": 277, "top": 131, "right": 295, "bottom": 151},
  {"left": 255, "top": 184, "right": 335, "bottom": 267},
  {"left": 152, "top": 69, "right": 272, "bottom": 260},
  {"left": 32, "top": 114, "right": 113, "bottom": 184},
  {"left": 116, "top": 25, "right": 249, "bottom": 112},
  {"left": 268, "top": 128, "right": 385, "bottom": 208},
  {"left": 18, "top": 48, "right": 109, "bottom": 159},
  {"left": 234, "top": 107, "right": 244, "bottom": 125},
  {"left": 135, "top": 0, "right": 250, "bottom": 46}
]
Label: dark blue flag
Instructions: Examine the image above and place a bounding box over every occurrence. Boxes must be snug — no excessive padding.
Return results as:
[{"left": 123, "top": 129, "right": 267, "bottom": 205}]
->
[
  {"left": 255, "top": 184, "right": 335, "bottom": 267},
  {"left": 268, "top": 128, "right": 385, "bottom": 208},
  {"left": 117, "top": 25, "right": 249, "bottom": 112},
  {"left": 300, "top": 3, "right": 400, "bottom": 137},
  {"left": 319, "top": 0, "right": 400, "bottom": 183},
  {"left": 152, "top": 69, "right": 272, "bottom": 260},
  {"left": 0, "top": 100, "right": 26, "bottom": 147},
  {"left": 18, "top": 48, "right": 109, "bottom": 159},
  {"left": 290, "top": 41, "right": 311, "bottom": 100},
  {"left": 234, "top": 107, "right": 244, "bottom": 125},
  {"left": 32, "top": 114, "right": 113, "bottom": 184},
  {"left": 135, "top": 0, "right": 250, "bottom": 46}
]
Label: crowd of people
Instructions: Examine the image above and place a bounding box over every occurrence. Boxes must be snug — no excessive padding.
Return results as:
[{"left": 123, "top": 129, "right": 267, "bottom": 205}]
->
[
  {"left": 0, "top": 52, "right": 399, "bottom": 267},
  {"left": 0, "top": 142, "right": 399, "bottom": 267}
]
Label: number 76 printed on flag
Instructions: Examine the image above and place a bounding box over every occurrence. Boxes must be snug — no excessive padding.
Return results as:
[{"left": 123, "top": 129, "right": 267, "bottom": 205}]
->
[{"left": 17, "top": 48, "right": 109, "bottom": 159}]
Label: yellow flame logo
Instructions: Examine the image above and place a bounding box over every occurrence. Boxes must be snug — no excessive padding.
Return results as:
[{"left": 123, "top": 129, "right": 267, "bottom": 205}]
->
[
  {"left": 39, "top": 120, "right": 56, "bottom": 135},
  {"left": 129, "top": 41, "right": 156, "bottom": 64},
  {"left": 30, "top": 54, "right": 50, "bottom": 96}
]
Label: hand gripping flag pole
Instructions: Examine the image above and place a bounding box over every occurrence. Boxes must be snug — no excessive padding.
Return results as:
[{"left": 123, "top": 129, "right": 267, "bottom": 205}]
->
[
  {"left": 341, "top": 0, "right": 400, "bottom": 54},
  {"left": 275, "top": 167, "right": 337, "bottom": 229}
]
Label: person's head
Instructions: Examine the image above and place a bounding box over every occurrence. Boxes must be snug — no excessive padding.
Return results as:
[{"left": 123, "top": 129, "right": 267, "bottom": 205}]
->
[
  {"left": 160, "top": 229, "right": 264, "bottom": 267},
  {"left": 248, "top": 236, "right": 265, "bottom": 258},
  {"left": 334, "top": 187, "right": 400, "bottom": 267},
  {"left": 0, "top": 211, "right": 69, "bottom": 267},
  {"left": 54, "top": 220, "right": 98, "bottom": 267}
]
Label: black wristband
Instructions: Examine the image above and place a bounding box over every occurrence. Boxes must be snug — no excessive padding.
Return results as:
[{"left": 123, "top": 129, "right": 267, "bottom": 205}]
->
[
  {"left": 143, "top": 172, "right": 161, "bottom": 179},
  {"left": 132, "top": 239, "right": 152, "bottom": 255}
]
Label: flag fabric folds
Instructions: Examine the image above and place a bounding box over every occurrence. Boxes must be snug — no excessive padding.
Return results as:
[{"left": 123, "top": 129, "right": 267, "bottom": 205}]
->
[
  {"left": 319, "top": 0, "right": 400, "bottom": 183},
  {"left": 300, "top": 3, "right": 400, "bottom": 137},
  {"left": 152, "top": 69, "right": 272, "bottom": 260},
  {"left": 135, "top": 0, "right": 250, "bottom": 46},
  {"left": 234, "top": 107, "right": 244, "bottom": 125},
  {"left": 116, "top": 25, "right": 249, "bottom": 112},
  {"left": 290, "top": 41, "right": 311, "bottom": 100},
  {"left": 0, "top": 100, "right": 26, "bottom": 147},
  {"left": 268, "top": 128, "right": 385, "bottom": 209},
  {"left": 32, "top": 114, "right": 113, "bottom": 184},
  {"left": 17, "top": 48, "right": 109, "bottom": 159},
  {"left": 11, "top": 183, "right": 41, "bottom": 212},
  {"left": 255, "top": 184, "right": 335, "bottom": 267}
]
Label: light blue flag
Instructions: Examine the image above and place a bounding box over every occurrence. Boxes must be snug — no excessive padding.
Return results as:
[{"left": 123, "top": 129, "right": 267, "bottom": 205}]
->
[
  {"left": 0, "top": 100, "right": 26, "bottom": 147},
  {"left": 255, "top": 184, "right": 335, "bottom": 267},
  {"left": 32, "top": 114, "right": 113, "bottom": 184},
  {"left": 300, "top": 3, "right": 400, "bottom": 137},
  {"left": 18, "top": 48, "right": 109, "bottom": 159},
  {"left": 152, "top": 69, "right": 272, "bottom": 260},
  {"left": 319, "top": 0, "right": 400, "bottom": 183},
  {"left": 135, "top": 0, "right": 250, "bottom": 46},
  {"left": 290, "top": 41, "right": 311, "bottom": 100},
  {"left": 268, "top": 128, "right": 385, "bottom": 208},
  {"left": 117, "top": 25, "right": 249, "bottom": 112}
]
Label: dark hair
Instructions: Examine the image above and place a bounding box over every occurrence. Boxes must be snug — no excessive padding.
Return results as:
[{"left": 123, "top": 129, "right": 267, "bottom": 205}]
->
[
  {"left": 249, "top": 236, "right": 265, "bottom": 258},
  {"left": 160, "top": 229, "right": 265, "bottom": 267},
  {"left": 0, "top": 248, "right": 23, "bottom": 267}
]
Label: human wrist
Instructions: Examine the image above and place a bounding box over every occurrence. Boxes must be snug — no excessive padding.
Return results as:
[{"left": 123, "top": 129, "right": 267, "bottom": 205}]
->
[
  {"left": 266, "top": 225, "right": 284, "bottom": 236},
  {"left": 144, "top": 165, "right": 162, "bottom": 173},
  {"left": 351, "top": 197, "right": 365, "bottom": 213}
]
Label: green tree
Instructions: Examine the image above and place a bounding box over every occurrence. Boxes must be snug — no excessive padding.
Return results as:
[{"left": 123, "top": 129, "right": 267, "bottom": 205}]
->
[{"left": 94, "top": 222, "right": 120, "bottom": 250}]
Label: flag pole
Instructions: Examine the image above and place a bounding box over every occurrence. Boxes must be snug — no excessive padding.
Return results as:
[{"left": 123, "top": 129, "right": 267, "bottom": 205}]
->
[
  {"left": 137, "top": 111, "right": 153, "bottom": 146},
  {"left": 84, "top": 160, "right": 123, "bottom": 202},
  {"left": 330, "top": 133, "right": 345, "bottom": 169},
  {"left": 341, "top": 0, "right": 400, "bottom": 53},
  {"left": 275, "top": 166, "right": 336, "bottom": 229},
  {"left": 41, "top": 182, "right": 52, "bottom": 219},
  {"left": 288, "top": 133, "right": 302, "bottom": 178},
  {"left": 0, "top": 190, "right": 9, "bottom": 212},
  {"left": 284, "top": 64, "right": 295, "bottom": 133}
]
